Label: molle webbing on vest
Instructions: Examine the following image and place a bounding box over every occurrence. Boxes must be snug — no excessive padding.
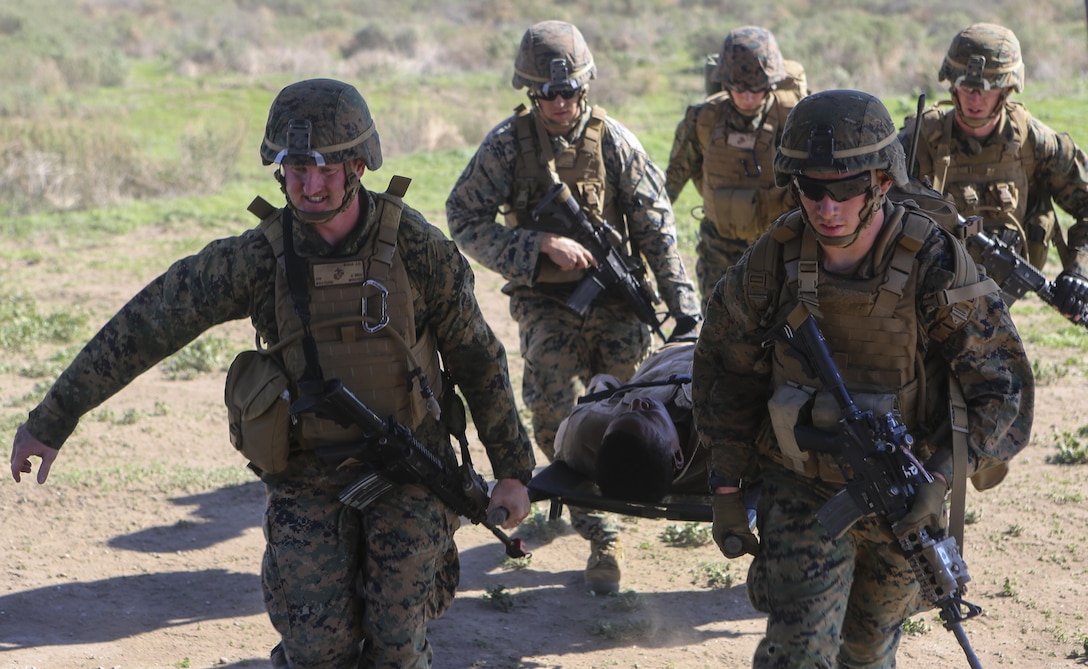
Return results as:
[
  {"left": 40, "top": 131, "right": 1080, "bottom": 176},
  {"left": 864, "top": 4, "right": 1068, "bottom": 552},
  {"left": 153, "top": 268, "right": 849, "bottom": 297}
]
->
[
  {"left": 695, "top": 96, "right": 790, "bottom": 240},
  {"left": 927, "top": 103, "right": 1034, "bottom": 245},
  {"left": 255, "top": 179, "right": 443, "bottom": 448},
  {"left": 509, "top": 104, "right": 620, "bottom": 237}
]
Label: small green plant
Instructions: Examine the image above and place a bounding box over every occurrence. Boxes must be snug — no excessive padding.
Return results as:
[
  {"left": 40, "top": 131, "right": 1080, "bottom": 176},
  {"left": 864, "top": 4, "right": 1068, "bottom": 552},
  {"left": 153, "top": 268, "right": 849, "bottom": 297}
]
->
[
  {"left": 161, "top": 335, "right": 230, "bottom": 380},
  {"left": 501, "top": 555, "right": 531, "bottom": 570},
  {"left": 1000, "top": 577, "right": 1018, "bottom": 598},
  {"left": 1005, "top": 524, "right": 1024, "bottom": 538},
  {"left": 1031, "top": 358, "right": 1070, "bottom": 385},
  {"left": 1064, "top": 635, "right": 1088, "bottom": 659},
  {"left": 659, "top": 522, "right": 712, "bottom": 547},
  {"left": 514, "top": 505, "right": 568, "bottom": 542},
  {"left": 482, "top": 584, "right": 514, "bottom": 612},
  {"left": 175, "top": 658, "right": 191, "bottom": 668},
  {"left": 963, "top": 508, "right": 983, "bottom": 525},
  {"left": 901, "top": 617, "right": 930, "bottom": 635},
  {"left": 1047, "top": 426, "right": 1088, "bottom": 465},
  {"left": 590, "top": 618, "right": 653, "bottom": 641},
  {"left": 609, "top": 590, "right": 642, "bottom": 612},
  {"left": 0, "top": 294, "right": 87, "bottom": 351},
  {"left": 693, "top": 561, "right": 735, "bottom": 589}
]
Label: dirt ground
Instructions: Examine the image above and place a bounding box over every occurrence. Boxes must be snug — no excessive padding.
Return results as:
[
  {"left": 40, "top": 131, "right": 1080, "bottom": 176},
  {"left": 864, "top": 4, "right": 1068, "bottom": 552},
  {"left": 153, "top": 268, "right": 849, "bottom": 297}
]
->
[{"left": 2, "top": 221, "right": 1087, "bottom": 669}]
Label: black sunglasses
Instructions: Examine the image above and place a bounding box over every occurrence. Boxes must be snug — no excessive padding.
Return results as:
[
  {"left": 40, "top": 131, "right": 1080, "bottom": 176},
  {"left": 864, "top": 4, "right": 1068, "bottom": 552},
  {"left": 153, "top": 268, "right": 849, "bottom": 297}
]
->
[
  {"left": 793, "top": 172, "right": 873, "bottom": 203},
  {"left": 534, "top": 87, "right": 580, "bottom": 101}
]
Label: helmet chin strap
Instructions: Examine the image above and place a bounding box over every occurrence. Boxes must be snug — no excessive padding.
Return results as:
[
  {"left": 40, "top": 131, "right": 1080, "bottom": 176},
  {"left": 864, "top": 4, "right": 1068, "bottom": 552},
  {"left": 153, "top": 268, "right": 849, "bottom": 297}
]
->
[
  {"left": 794, "top": 169, "right": 884, "bottom": 249},
  {"left": 950, "top": 87, "right": 1009, "bottom": 129},
  {"left": 275, "top": 167, "right": 362, "bottom": 225}
]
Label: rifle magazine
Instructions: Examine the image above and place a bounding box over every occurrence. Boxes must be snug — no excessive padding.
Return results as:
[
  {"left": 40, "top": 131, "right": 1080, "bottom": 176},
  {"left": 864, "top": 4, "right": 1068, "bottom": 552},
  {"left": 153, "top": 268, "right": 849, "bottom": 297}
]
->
[{"left": 338, "top": 471, "right": 395, "bottom": 510}]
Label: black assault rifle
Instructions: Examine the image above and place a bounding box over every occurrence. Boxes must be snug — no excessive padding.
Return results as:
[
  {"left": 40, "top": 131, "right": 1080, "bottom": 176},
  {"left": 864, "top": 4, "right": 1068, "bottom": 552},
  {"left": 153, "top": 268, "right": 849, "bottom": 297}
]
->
[
  {"left": 292, "top": 378, "right": 530, "bottom": 559},
  {"left": 529, "top": 182, "right": 666, "bottom": 339},
  {"left": 963, "top": 222, "right": 1088, "bottom": 327},
  {"left": 783, "top": 309, "right": 984, "bottom": 669}
]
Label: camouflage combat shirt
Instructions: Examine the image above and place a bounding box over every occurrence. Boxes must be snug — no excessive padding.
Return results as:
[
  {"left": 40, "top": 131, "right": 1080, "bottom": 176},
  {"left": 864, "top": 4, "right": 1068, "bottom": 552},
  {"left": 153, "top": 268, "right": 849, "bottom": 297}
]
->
[
  {"left": 445, "top": 106, "right": 701, "bottom": 321},
  {"left": 692, "top": 203, "right": 1034, "bottom": 483},
  {"left": 902, "top": 101, "right": 1088, "bottom": 276},
  {"left": 26, "top": 189, "right": 535, "bottom": 479}
]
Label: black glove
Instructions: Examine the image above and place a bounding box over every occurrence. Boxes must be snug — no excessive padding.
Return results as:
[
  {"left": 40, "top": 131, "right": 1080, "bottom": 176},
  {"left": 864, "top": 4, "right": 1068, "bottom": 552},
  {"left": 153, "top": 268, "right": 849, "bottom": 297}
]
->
[
  {"left": 1051, "top": 270, "right": 1088, "bottom": 322},
  {"left": 892, "top": 478, "right": 948, "bottom": 539},
  {"left": 712, "top": 492, "right": 759, "bottom": 558},
  {"left": 667, "top": 315, "right": 701, "bottom": 343}
]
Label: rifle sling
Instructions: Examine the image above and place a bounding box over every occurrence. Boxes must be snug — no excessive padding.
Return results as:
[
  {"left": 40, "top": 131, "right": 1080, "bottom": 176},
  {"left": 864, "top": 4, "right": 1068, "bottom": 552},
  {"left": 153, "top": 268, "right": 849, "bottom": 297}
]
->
[{"left": 947, "top": 377, "right": 969, "bottom": 553}]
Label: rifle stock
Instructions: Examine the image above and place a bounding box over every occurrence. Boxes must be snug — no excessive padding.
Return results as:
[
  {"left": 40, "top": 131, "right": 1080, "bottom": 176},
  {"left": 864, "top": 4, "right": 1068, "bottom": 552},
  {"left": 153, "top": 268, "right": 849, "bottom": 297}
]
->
[
  {"left": 296, "top": 379, "right": 530, "bottom": 558},
  {"left": 783, "top": 308, "right": 984, "bottom": 668},
  {"left": 530, "top": 182, "right": 666, "bottom": 339}
]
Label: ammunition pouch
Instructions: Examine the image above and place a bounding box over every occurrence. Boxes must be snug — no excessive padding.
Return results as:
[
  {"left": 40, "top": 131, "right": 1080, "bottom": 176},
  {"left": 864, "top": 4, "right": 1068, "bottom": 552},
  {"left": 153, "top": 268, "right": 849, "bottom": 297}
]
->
[{"left": 225, "top": 350, "right": 293, "bottom": 474}]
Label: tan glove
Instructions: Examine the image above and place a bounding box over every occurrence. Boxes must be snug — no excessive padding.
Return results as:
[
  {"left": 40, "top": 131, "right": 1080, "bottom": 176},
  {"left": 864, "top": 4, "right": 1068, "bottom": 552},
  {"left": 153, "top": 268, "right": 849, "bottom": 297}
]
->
[
  {"left": 712, "top": 492, "right": 759, "bottom": 558},
  {"left": 893, "top": 478, "right": 948, "bottom": 538}
]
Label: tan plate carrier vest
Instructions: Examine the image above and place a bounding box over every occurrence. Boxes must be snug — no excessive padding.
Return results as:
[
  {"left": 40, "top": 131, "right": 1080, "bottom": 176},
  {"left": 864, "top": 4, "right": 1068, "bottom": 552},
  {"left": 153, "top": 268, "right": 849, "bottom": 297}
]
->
[
  {"left": 248, "top": 177, "right": 443, "bottom": 449},
  {"left": 695, "top": 91, "right": 797, "bottom": 242},
  {"left": 506, "top": 104, "right": 628, "bottom": 285},
  {"left": 919, "top": 101, "right": 1058, "bottom": 268},
  {"left": 745, "top": 205, "right": 998, "bottom": 547}
]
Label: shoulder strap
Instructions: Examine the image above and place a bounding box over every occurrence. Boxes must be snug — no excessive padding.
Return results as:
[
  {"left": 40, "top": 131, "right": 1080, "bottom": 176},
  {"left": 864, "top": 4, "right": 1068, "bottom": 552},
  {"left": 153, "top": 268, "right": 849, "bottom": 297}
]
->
[{"left": 368, "top": 176, "right": 411, "bottom": 284}]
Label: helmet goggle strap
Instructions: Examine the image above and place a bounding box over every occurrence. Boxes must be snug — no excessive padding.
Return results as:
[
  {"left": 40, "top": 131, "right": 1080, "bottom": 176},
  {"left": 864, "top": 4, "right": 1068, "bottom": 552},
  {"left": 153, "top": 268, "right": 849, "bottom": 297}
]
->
[{"left": 950, "top": 55, "right": 1010, "bottom": 128}]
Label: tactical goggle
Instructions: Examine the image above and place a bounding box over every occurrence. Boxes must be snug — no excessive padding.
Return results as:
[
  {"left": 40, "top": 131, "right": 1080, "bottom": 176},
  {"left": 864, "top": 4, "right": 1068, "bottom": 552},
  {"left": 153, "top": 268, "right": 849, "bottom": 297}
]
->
[
  {"left": 793, "top": 171, "right": 872, "bottom": 202},
  {"left": 534, "top": 85, "right": 581, "bottom": 101},
  {"left": 725, "top": 84, "right": 768, "bottom": 94}
]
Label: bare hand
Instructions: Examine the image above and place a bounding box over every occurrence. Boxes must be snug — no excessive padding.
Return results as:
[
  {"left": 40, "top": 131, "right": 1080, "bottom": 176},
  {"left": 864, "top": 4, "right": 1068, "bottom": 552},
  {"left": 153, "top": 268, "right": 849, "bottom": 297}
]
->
[
  {"left": 10, "top": 424, "right": 59, "bottom": 484},
  {"left": 488, "top": 478, "right": 531, "bottom": 529},
  {"left": 539, "top": 233, "right": 596, "bottom": 272}
]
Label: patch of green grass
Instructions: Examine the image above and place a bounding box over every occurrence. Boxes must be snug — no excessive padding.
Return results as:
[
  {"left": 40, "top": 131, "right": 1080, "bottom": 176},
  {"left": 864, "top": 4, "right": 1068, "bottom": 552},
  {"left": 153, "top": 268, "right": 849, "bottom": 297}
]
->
[
  {"left": 901, "top": 617, "right": 930, "bottom": 636},
  {"left": 608, "top": 590, "right": 643, "bottom": 612},
  {"left": 501, "top": 555, "right": 532, "bottom": 570},
  {"left": 0, "top": 293, "right": 88, "bottom": 351},
  {"left": 693, "top": 561, "right": 735, "bottom": 589},
  {"left": 481, "top": 584, "right": 514, "bottom": 612},
  {"left": 590, "top": 618, "right": 653, "bottom": 641},
  {"left": 659, "top": 522, "right": 712, "bottom": 548},
  {"left": 514, "top": 505, "right": 569, "bottom": 542},
  {"left": 1031, "top": 358, "right": 1071, "bottom": 386},
  {"left": 1047, "top": 426, "right": 1088, "bottom": 465},
  {"left": 160, "top": 335, "right": 232, "bottom": 380},
  {"left": 49, "top": 463, "right": 254, "bottom": 493}
]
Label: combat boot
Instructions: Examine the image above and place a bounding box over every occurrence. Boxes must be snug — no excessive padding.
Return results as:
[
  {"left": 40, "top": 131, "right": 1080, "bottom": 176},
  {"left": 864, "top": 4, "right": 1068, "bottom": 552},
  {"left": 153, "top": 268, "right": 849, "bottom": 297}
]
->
[{"left": 584, "top": 536, "right": 624, "bottom": 594}]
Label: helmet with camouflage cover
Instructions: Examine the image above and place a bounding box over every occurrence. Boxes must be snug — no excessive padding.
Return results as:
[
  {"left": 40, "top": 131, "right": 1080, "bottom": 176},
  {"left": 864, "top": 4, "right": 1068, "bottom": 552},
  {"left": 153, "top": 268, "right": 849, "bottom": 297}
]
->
[
  {"left": 511, "top": 20, "right": 596, "bottom": 96},
  {"left": 774, "top": 89, "right": 907, "bottom": 187},
  {"left": 260, "top": 78, "right": 382, "bottom": 170},
  {"left": 939, "top": 23, "right": 1024, "bottom": 93},
  {"left": 712, "top": 26, "right": 786, "bottom": 91},
  {"left": 775, "top": 90, "right": 907, "bottom": 247}
]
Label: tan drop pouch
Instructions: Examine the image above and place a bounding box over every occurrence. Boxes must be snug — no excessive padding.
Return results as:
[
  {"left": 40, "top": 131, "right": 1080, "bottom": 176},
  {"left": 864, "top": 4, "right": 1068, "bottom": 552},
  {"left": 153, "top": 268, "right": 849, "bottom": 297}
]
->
[{"left": 225, "top": 350, "right": 292, "bottom": 474}]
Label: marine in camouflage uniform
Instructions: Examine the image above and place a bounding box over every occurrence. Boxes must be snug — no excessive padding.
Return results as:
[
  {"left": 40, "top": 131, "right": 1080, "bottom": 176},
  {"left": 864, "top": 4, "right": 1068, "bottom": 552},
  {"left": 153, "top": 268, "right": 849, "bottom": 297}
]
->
[
  {"left": 693, "top": 90, "right": 1032, "bottom": 667},
  {"left": 446, "top": 20, "right": 701, "bottom": 593},
  {"left": 900, "top": 23, "right": 1088, "bottom": 315},
  {"left": 666, "top": 26, "right": 807, "bottom": 302},
  {"left": 10, "top": 79, "right": 535, "bottom": 669}
]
